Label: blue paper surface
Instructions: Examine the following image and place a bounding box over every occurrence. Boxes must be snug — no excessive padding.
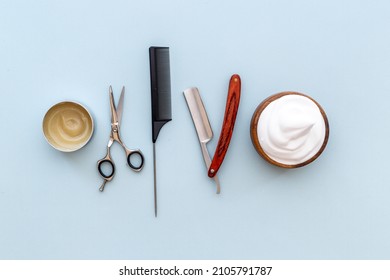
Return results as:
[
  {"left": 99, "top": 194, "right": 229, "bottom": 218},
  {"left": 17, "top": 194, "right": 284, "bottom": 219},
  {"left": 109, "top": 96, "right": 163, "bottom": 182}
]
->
[{"left": 1, "top": 0, "right": 390, "bottom": 259}]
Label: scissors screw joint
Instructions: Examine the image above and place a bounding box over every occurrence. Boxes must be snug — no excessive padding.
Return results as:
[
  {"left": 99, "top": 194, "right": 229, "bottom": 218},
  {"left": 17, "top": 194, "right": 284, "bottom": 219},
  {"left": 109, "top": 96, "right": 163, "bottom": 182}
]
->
[{"left": 111, "top": 122, "right": 119, "bottom": 132}]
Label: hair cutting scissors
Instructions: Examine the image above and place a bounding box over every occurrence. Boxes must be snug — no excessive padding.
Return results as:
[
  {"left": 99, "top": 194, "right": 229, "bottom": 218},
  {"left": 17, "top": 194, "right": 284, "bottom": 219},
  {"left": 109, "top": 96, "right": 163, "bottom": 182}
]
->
[{"left": 97, "top": 86, "right": 144, "bottom": 192}]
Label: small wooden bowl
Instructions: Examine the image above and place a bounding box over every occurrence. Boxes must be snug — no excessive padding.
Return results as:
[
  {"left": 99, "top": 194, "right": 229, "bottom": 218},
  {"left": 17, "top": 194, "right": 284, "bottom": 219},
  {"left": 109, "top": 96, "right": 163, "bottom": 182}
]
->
[{"left": 250, "top": 91, "right": 329, "bottom": 168}]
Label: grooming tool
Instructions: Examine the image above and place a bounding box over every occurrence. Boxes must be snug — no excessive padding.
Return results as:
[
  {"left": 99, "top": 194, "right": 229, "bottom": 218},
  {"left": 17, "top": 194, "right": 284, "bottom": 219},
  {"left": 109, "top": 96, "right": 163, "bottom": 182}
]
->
[
  {"left": 208, "top": 75, "right": 241, "bottom": 177},
  {"left": 183, "top": 74, "right": 241, "bottom": 193},
  {"left": 149, "top": 47, "right": 172, "bottom": 217},
  {"left": 97, "top": 86, "right": 144, "bottom": 192},
  {"left": 183, "top": 88, "right": 221, "bottom": 193}
]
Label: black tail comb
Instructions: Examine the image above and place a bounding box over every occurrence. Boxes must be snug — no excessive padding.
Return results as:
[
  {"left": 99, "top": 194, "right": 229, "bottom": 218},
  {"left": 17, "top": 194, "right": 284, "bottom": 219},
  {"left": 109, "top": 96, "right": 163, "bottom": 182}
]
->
[{"left": 149, "top": 46, "right": 172, "bottom": 143}]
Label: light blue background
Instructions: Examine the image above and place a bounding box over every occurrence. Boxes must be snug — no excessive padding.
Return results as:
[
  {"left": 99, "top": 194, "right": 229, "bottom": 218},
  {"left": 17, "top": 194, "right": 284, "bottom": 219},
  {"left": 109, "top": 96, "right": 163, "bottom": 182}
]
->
[{"left": 1, "top": 0, "right": 390, "bottom": 259}]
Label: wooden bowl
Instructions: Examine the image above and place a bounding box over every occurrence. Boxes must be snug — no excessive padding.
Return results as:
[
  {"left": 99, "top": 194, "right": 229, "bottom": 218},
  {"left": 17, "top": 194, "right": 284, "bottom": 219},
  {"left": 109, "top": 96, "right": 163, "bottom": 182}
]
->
[{"left": 250, "top": 91, "right": 329, "bottom": 168}]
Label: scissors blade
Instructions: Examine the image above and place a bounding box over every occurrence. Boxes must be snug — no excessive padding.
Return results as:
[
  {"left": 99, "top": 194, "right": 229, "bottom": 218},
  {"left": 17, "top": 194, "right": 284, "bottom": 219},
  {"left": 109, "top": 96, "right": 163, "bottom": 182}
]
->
[
  {"left": 109, "top": 85, "right": 118, "bottom": 124},
  {"left": 116, "top": 86, "right": 125, "bottom": 124}
]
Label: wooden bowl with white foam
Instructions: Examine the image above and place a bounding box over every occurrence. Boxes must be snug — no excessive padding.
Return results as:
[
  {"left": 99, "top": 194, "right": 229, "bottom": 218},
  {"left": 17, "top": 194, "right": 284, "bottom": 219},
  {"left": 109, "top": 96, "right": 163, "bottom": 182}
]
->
[{"left": 250, "top": 91, "right": 329, "bottom": 168}]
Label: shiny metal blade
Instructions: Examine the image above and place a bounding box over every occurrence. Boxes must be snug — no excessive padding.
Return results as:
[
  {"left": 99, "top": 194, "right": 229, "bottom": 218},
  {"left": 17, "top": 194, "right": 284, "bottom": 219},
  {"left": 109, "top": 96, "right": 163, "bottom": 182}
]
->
[
  {"left": 117, "top": 86, "right": 125, "bottom": 124},
  {"left": 184, "top": 87, "right": 221, "bottom": 193},
  {"left": 109, "top": 86, "right": 117, "bottom": 124},
  {"left": 183, "top": 88, "right": 213, "bottom": 144}
]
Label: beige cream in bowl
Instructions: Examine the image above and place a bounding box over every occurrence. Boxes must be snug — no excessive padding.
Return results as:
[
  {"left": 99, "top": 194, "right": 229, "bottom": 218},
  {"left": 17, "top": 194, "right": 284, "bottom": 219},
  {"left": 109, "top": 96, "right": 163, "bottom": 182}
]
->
[
  {"left": 250, "top": 92, "right": 329, "bottom": 168},
  {"left": 43, "top": 101, "right": 94, "bottom": 152}
]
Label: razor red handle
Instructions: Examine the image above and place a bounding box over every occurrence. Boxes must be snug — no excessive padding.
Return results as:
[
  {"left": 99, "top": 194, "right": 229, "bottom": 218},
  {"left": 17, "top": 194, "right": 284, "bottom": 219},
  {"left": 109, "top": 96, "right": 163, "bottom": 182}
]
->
[{"left": 208, "top": 74, "right": 241, "bottom": 178}]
